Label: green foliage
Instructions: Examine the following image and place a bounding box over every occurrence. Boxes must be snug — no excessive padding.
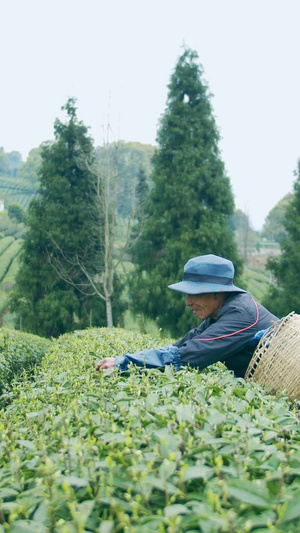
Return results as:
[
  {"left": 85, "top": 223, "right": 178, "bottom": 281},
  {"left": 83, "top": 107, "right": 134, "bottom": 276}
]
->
[
  {"left": 135, "top": 168, "right": 150, "bottom": 222},
  {"left": 1, "top": 142, "right": 153, "bottom": 220},
  {"left": 261, "top": 193, "right": 293, "bottom": 243},
  {"left": 0, "top": 150, "right": 29, "bottom": 219},
  {"left": 263, "top": 162, "right": 300, "bottom": 316},
  {"left": 0, "top": 327, "right": 51, "bottom": 402},
  {"left": 10, "top": 98, "right": 118, "bottom": 338},
  {"left": 17, "top": 146, "right": 43, "bottom": 188},
  {"left": 130, "top": 48, "right": 242, "bottom": 337},
  {"left": 0, "top": 148, "right": 22, "bottom": 177},
  {"left": 0, "top": 327, "right": 299, "bottom": 531},
  {"left": 95, "top": 141, "right": 154, "bottom": 218},
  {"left": 7, "top": 204, "right": 26, "bottom": 224},
  {"left": 0, "top": 210, "right": 26, "bottom": 239},
  {"left": 6, "top": 151, "right": 23, "bottom": 177}
]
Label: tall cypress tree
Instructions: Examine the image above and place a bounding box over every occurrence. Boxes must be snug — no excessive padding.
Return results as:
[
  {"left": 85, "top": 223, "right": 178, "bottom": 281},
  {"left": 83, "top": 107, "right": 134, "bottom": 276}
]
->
[
  {"left": 10, "top": 98, "right": 108, "bottom": 337},
  {"left": 130, "top": 48, "right": 242, "bottom": 337},
  {"left": 263, "top": 161, "right": 300, "bottom": 317}
]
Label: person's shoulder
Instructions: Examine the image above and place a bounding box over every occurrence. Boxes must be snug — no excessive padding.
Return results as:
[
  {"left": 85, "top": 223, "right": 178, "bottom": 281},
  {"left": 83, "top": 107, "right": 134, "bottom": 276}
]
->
[
  {"left": 224, "top": 291, "right": 251, "bottom": 306},
  {"left": 227, "top": 292, "right": 279, "bottom": 322},
  {"left": 222, "top": 292, "right": 257, "bottom": 317}
]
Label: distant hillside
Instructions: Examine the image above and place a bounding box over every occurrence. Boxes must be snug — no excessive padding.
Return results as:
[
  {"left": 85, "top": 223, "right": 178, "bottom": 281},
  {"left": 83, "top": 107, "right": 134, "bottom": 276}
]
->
[{"left": 0, "top": 176, "right": 37, "bottom": 210}]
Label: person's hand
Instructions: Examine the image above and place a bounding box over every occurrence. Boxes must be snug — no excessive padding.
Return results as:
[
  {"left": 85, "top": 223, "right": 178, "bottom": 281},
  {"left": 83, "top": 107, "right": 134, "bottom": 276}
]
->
[{"left": 96, "top": 357, "right": 116, "bottom": 371}]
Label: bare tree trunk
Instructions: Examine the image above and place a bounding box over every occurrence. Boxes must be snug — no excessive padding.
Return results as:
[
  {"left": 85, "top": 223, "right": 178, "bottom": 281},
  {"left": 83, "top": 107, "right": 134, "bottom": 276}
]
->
[
  {"left": 106, "top": 297, "right": 113, "bottom": 328},
  {"left": 101, "top": 129, "right": 117, "bottom": 327}
]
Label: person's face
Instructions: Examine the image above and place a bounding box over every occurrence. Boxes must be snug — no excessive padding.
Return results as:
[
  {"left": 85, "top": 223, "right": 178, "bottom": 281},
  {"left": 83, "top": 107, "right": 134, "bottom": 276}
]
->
[{"left": 185, "top": 293, "right": 224, "bottom": 320}]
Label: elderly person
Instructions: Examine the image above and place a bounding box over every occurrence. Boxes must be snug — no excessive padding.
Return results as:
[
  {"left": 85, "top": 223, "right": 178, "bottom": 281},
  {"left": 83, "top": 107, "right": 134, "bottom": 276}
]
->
[{"left": 96, "top": 254, "right": 278, "bottom": 378}]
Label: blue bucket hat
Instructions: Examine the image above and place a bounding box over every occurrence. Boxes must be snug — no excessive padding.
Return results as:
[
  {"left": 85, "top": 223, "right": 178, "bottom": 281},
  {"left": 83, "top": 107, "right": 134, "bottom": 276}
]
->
[{"left": 168, "top": 254, "right": 246, "bottom": 295}]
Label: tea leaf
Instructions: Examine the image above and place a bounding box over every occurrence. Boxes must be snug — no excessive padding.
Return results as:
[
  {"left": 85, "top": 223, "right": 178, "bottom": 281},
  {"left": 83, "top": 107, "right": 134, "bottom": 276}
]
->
[
  {"left": 228, "top": 480, "right": 272, "bottom": 507},
  {"left": 164, "top": 503, "right": 189, "bottom": 517}
]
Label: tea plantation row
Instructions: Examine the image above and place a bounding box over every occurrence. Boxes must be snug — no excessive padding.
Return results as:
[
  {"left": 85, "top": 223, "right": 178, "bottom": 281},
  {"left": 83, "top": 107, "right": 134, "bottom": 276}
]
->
[
  {"left": 0, "top": 328, "right": 51, "bottom": 402},
  {"left": 0, "top": 236, "right": 23, "bottom": 321},
  {"left": 0, "top": 327, "right": 300, "bottom": 532}
]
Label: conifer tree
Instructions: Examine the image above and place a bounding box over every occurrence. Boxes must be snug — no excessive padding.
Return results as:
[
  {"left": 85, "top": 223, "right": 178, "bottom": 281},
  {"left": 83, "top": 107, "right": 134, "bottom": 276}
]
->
[
  {"left": 130, "top": 48, "right": 242, "bottom": 336},
  {"left": 135, "top": 168, "right": 149, "bottom": 220},
  {"left": 10, "top": 99, "right": 109, "bottom": 337},
  {"left": 263, "top": 161, "right": 300, "bottom": 317}
]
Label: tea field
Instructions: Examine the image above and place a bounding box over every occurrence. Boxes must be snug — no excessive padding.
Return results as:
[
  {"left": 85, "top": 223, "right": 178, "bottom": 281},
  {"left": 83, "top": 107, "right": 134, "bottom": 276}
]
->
[
  {"left": 243, "top": 268, "right": 270, "bottom": 304},
  {"left": 0, "top": 237, "right": 23, "bottom": 324},
  {"left": 0, "top": 327, "right": 299, "bottom": 532},
  {"left": 0, "top": 179, "right": 36, "bottom": 211}
]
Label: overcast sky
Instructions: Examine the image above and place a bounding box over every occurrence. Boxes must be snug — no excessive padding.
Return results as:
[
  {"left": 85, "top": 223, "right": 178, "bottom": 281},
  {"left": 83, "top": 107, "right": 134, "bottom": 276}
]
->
[{"left": 1, "top": 0, "right": 300, "bottom": 230}]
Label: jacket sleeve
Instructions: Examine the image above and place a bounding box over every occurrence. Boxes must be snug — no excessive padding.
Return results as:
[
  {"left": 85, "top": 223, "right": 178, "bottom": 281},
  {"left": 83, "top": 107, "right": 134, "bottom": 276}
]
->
[
  {"left": 178, "top": 300, "right": 260, "bottom": 370},
  {"left": 114, "top": 344, "right": 182, "bottom": 372}
]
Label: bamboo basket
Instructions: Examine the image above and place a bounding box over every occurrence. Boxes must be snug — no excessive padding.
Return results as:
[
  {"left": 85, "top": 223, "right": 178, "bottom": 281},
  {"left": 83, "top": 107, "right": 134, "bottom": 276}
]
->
[{"left": 245, "top": 312, "right": 300, "bottom": 400}]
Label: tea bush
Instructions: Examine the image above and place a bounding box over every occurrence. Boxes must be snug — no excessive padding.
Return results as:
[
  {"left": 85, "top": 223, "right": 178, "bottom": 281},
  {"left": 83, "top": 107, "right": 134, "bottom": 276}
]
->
[
  {"left": 0, "top": 327, "right": 299, "bottom": 532},
  {"left": 0, "top": 328, "right": 51, "bottom": 402}
]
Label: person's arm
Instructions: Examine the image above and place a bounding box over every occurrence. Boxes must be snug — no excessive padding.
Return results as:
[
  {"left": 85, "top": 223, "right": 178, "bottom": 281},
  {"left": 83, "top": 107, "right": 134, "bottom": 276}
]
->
[{"left": 96, "top": 344, "right": 181, "bottom": 372}]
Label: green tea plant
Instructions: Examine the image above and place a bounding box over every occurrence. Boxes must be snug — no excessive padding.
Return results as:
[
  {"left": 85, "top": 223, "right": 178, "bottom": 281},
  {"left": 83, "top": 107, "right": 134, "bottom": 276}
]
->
[
  {"left": 0, "top": 328, "right": 51, "bottom": 402},
  {"left": 0, "top": 327, "right": 299, "bottom": 532}
]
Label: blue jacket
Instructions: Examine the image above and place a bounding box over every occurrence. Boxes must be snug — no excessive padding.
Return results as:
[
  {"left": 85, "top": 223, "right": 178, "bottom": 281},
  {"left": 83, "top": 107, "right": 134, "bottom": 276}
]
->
[{"left": 115, "top": 292, "right": 279, "bottom": 377}]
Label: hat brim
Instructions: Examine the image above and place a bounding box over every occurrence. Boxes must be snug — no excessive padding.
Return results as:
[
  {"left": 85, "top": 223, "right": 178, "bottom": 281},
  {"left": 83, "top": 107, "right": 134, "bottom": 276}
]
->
[{"left": 168, "top": 280, "right": 246, "bottom": 295}]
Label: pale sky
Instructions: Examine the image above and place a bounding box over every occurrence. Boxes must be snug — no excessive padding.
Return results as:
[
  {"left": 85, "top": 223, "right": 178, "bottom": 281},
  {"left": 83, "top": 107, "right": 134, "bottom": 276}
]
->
[{"left": 1, "top": 0, "right": 300, "bottom": 230}]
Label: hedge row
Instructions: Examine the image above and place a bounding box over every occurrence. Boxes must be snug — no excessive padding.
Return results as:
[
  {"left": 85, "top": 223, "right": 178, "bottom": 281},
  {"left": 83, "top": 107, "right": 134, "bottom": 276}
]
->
[
  {"left": 0, "top": 236, "right": 15, "bottom": 256},
  {"left": 1, "top": 253, "right": 21, "bottom": 289},
  {"left": 0, "top": 327, "right": 299, "bottom": 532},
  {"left": 0, "top": 327, "right": 51, "bottom": 402},
  {"left": 0, "top": 240, "right": 22, "bottom": 282}
]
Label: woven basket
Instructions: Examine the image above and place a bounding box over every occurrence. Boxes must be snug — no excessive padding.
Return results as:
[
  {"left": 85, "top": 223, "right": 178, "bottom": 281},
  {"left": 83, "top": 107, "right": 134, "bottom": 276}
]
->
[{"left": 245, "top": 312, "right": 300, "bottom": 400}]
